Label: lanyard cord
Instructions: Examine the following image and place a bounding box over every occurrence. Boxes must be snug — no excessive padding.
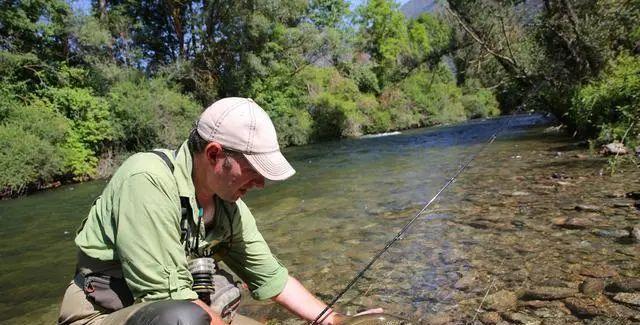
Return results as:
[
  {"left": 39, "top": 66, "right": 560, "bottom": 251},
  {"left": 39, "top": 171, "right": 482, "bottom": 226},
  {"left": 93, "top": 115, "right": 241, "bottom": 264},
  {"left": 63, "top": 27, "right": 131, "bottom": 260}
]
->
[{"left": 310, "top": 115, "right": 516, "bottom": 325}]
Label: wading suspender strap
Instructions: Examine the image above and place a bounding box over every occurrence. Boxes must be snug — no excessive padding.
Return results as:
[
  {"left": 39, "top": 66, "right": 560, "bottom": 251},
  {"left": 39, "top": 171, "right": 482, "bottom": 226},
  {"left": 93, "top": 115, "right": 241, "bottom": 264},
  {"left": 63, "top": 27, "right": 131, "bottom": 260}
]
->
[{"left": 149, "top": 150, "right": 197, "bottom": 255}]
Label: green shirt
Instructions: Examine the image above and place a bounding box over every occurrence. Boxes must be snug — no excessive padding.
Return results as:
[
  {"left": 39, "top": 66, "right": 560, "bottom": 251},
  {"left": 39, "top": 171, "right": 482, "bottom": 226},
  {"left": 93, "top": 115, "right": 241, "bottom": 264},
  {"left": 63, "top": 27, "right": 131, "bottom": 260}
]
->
[{"left": 74, "top": 141, "right": 288, "bottom": 302}]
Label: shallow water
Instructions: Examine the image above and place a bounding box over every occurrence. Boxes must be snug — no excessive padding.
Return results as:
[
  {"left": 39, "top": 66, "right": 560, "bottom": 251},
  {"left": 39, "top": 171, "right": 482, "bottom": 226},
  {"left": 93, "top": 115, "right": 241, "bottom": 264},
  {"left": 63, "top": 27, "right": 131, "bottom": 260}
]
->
[{"left": 1, "top": 114, "right": 638, "bottom": 324}]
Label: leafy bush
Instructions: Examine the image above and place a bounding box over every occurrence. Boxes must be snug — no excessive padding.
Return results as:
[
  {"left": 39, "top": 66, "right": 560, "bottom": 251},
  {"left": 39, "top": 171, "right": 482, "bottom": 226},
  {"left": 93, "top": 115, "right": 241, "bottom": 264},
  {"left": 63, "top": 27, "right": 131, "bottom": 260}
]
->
[
  {"left": 0, "top": 100, "right": 69, "bottom": 193},
  {"left": 571, "top": 53, "right": 640, "bottom": 146},
  {"left": 250, "top": 73, "right": 313, "bottom": 146},
  {"left": 310, "top": 92, "right": 363, "bottom": 139},
  {"left": 0, "top": 125, "right": 63, "bottom": 195},
  {"left": 461, "top": 79, "right": 500, "bottom": 119},
  {"left": 109, "top": 77, "right": 201, "bottom": 151}
]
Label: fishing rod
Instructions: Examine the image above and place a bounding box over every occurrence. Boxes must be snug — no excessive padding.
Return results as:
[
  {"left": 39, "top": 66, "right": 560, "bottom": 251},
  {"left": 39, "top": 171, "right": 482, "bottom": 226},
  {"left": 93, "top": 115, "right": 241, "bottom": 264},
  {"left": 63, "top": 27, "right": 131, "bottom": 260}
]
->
[{"left": 311, "top": 115, "right": 518, "bottom": 325}]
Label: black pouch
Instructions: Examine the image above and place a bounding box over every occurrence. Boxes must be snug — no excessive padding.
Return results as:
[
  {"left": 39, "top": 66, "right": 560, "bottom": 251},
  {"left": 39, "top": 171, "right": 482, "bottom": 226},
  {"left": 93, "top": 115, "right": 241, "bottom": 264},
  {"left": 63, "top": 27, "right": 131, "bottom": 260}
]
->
[{"left": 81, "top": 273, "right": 135, "bottom": 311}]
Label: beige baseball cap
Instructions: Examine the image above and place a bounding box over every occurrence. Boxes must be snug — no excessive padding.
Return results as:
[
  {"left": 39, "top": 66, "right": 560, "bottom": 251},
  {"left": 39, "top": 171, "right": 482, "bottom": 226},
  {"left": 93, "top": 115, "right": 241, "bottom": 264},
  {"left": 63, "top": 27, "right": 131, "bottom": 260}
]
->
[{"left": 196, "top": 97, "right": 295, "bottom": 181}]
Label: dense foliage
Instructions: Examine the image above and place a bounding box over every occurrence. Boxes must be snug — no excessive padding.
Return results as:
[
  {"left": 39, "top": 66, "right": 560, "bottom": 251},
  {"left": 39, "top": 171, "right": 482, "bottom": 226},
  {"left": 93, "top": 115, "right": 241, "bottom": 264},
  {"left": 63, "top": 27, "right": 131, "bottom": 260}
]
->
[
  {"left": 0, "top": 0, "right": 501, "bottom": 196},
  {"left": 446, "top": 0, "right": 640, "bottom": 147}
]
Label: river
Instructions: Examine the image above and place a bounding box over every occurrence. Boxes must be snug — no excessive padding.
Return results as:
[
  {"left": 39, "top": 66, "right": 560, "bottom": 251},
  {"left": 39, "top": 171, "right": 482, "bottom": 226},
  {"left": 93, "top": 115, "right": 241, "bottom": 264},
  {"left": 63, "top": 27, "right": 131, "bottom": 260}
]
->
[{"left": 1, "top": 114, "right": 638, "bottom": 324}]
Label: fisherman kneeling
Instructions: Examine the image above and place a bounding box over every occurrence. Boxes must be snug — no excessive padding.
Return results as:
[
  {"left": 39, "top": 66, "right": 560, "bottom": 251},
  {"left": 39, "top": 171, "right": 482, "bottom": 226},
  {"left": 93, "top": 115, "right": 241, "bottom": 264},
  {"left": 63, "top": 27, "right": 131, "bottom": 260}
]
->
[{"left": 58, "top": 98, "right": 372, "bottom": 325}]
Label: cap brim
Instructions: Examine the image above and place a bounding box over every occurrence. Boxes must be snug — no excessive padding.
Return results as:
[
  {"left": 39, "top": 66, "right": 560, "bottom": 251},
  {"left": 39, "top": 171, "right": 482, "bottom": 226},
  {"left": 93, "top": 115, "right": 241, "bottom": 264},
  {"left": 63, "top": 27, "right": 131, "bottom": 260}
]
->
[{"left": 244, "top": 151, "right": 295, "bottom": 181}]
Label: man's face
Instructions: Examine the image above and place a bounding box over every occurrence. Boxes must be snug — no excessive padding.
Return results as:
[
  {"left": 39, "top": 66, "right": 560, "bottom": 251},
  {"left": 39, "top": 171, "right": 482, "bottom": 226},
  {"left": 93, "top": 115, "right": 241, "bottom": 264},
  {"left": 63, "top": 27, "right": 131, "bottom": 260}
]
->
[{"left": 214, "top": 150, "right": 265, "bottom": 202}]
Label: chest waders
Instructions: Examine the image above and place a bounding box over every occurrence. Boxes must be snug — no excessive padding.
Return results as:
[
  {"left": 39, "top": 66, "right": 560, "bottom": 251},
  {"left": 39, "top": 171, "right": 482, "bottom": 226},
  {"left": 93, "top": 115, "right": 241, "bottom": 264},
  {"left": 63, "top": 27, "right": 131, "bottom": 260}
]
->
[{"left": 72, "top": 150, "right": 240, "bottom": 325}]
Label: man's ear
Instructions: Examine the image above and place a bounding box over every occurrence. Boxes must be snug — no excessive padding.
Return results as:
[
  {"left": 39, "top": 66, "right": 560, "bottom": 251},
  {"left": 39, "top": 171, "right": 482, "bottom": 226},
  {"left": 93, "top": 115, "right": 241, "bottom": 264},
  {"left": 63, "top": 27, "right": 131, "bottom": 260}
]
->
[{"left": 204, "top": 142, "right": 224, "bottom": 164}]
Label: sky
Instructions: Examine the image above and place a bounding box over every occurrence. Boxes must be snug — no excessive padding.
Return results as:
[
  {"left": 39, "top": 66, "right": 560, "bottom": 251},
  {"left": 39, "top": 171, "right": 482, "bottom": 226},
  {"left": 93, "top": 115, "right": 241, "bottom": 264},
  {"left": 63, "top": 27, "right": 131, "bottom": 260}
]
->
[{"left": 69, "top": 0, "right": 413, "bottom": 15}]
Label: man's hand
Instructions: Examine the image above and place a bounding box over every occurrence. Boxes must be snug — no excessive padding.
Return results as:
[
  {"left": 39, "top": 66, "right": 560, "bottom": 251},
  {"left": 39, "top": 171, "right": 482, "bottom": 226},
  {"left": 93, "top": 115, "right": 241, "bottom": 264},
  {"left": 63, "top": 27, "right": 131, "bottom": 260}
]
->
[{"left": 192, "top": 299, "right": 226, "bottom": 325}]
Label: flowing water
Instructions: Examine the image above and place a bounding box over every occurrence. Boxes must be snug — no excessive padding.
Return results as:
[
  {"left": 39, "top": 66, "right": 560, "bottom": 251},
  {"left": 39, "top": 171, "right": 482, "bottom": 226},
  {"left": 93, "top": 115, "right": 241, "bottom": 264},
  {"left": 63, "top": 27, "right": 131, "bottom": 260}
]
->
[{"left": 1, "top": 114, "right": 638, "bottom": 324}]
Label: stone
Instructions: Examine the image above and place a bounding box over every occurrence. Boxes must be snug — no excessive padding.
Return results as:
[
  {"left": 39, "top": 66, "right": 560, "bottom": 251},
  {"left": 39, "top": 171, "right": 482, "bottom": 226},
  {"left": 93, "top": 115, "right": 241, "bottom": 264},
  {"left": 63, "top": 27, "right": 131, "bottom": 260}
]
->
[
  {"left": 606, "top": 278, "right": 640, "bottom": 293},
  {"left": 601, "top": 142, "right": 628, "bottom": 155},
  {"left": 423, "top": 313, "right": 453, "bottom": 325},
  {"left": 579, "top": 265, "right": 619, "bottom": 278},
  {"left": 478, "top": 311, "right": 502, "bottom": 324},
  {"left": 522, "top": 287, "right": 578, "bottom": 300},
  {"left": 612, "top": 202, "right": 632, "bottom": 208},
  {"left": 485, "top": 290, "right": 518, "bottom": 311},
  {"left": 579, "top": 278, "right": 604, "bottom": 296},
  {"left": 501, "top": 312, "right": 542, "bottom": 325},
  {"left": 454, "top": 272, "right": 478, "bottom": 291},
  {"left": 612, "top": 293, "right": 640, "bottom": 306},
  {"left": 564, "top": 296, "right": 640, "bottom": 320},
  {"left": 532, "top": 308, "right": 567, "bottom": 318},
  {"left": 575, "top": 204, "right": 601, "bottom": 212},
  {"left": 633, "top": 226, "right": 640, "bottom": 243},
  {"left": 555, "top": 217, "right": 594, "bottom": 229},
  {"left": 563, "top": 297, "right": 601, "bottom": 318},
  {"left": 591, "top": 229, "right": 630, "bottom": 238},
  {"left": 519, "top": 300, "right": 571, "bottom": 314}
]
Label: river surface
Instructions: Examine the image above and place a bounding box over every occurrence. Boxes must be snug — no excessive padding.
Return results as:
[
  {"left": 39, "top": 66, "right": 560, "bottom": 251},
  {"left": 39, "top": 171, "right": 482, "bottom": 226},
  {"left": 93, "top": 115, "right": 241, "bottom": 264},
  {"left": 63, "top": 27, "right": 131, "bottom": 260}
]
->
[{"left": 1, "top": 114, "right": 638, "bottom": 324}]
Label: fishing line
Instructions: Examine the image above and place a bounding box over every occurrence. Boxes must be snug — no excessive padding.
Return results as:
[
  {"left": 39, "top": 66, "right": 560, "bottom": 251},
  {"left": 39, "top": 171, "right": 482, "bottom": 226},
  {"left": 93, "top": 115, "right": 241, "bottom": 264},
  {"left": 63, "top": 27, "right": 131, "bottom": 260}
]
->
[{"left": 311, "top": 115, "right": 518, "bottom": 325}]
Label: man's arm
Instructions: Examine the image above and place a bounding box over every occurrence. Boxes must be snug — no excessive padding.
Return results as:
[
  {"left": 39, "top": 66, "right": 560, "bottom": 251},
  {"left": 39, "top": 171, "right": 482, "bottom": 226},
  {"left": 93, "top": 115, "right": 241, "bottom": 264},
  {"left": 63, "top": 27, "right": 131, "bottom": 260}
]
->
[{"left": 272, "top": 275, "right": 345, "bottom": 325}]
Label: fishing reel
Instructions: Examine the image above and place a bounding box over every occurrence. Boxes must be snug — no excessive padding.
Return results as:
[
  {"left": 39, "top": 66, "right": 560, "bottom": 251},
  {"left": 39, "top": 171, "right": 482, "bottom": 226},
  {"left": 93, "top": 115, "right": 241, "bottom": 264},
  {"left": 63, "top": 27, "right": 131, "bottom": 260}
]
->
[{"left": 188, "top": 257, "right": 216, "bottom": 305}]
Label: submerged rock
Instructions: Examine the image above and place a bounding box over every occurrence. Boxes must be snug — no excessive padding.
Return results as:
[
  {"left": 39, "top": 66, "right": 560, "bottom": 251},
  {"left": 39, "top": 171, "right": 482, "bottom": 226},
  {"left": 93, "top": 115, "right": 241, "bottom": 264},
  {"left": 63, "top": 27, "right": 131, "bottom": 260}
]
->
[
  {"left": 591, "top": 229, "right": 630, "bottom": 238},
  {"left": 478, "top": 311, "right": 502, "bottom": 324},
  {"left": 454, "top": 271, "right": 478, "bottom": 291},
  {"left": 632, "top": 225, "right": 640, "bottom": 243},
  {"left": 564, "top": 296, "right": 640, "bottom": 320},
  {"left": 579, "top": 265, "right": 619, "bottom": 278},
  {"left": 575, "top": 204, "right": 601, "bottom": 212},
  {"left": 579, "top": 278, "right": 605, "bottom": 296},
  {"left": 485, "top": 290, "right": 518, "bottom": 311},
  {"left": 612, "top": 293, "right": 640, "bottom": 306},
  {"left": 522, "top": 287, "right": 578, "bottom": 300},
  {"left": 501, "top": 312, "right": 541, "bottom": 325},
  {"left": 606, "top": 278, "right": 640, "bottom": 293}
]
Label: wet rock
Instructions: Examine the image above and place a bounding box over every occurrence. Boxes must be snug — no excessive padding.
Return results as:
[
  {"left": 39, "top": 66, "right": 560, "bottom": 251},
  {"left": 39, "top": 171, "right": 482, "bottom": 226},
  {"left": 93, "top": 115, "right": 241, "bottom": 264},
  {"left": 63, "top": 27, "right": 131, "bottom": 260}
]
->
[
  {"left": 607, "top": 191, "right": 626, "bottom": 198},
  {"left": 553, "top": 216, "right": 597, "bottom": 229},
  {"left": 575, "top": 204, "right": 601, "bottom": 212},
  {"left": 591, "top": 228, "right": 630, "bottom": 238},
  {"left": 454, "top": 272, "right": 478, "bottom": 291},
  {"left": 539, "top": 279, "right": 568, "bottom": 288},
  {"left": 564, "top": 296, "right": 640, "bottom": 320},
  {"left": 612, "top": 292, "right": 640, "bottom": 306},
  {"left": 532, "top": 308, "right": 567, "bottom": 318},
  {"left": 601, "top": 142, "right": 628, "bottom": 155},
  {"left": 423, "top": 313, "right": 453, "bottom": 325},
  {"left": 631, "top": 226, "right": 640, "bottom": 243},
  {"left": 501, "top": 312, "right": 541, "bottom": 325},
  {"left": 579, "top": 265, "right": 619, "bottom": 278},
  {"left": 612, "top": 202, "right": 633, "bottom": 208},
  {"left": 579, "top": 278, "right": 605, "bottom": 296},
  {"left": 522, "top": 286, "right": 578, "bottom": 300},
  {"left": 478, "top": 311, "right": 502, "bottom": 324},
  {"left": 485, "top": 290, "right": 518, "bottom": 311},
  {"left": 519, "top": 300, "right": 571, "bottom": 314},
  {"left": 500, "top": 191, "right": 531, "bottom": 197}
]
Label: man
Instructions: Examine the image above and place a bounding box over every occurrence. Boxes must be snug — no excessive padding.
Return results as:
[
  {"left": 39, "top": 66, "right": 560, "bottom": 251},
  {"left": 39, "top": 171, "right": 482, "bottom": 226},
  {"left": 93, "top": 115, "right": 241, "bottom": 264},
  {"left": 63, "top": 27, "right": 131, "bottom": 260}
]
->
[{"left": 58, "top": 98, "right": 362, "bottom": 325}]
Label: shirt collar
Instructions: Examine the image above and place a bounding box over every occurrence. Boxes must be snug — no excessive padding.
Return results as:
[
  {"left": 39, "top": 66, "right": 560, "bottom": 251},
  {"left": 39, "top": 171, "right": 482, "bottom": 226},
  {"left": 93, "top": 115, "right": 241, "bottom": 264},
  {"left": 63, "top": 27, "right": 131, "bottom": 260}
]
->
[{"left": 173, "top": 141, "right": 196, "bottom": 199}]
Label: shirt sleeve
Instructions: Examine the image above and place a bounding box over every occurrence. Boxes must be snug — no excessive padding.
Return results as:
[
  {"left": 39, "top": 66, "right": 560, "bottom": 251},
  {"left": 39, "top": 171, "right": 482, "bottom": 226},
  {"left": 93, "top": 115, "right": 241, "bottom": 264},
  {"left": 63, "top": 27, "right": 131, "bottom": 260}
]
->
[
  {"left": 220, "top": 200, "right": 289, "bottom": 300},
  {"left": 113, "top": 172, "right": 198, "bottom": 302}
]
